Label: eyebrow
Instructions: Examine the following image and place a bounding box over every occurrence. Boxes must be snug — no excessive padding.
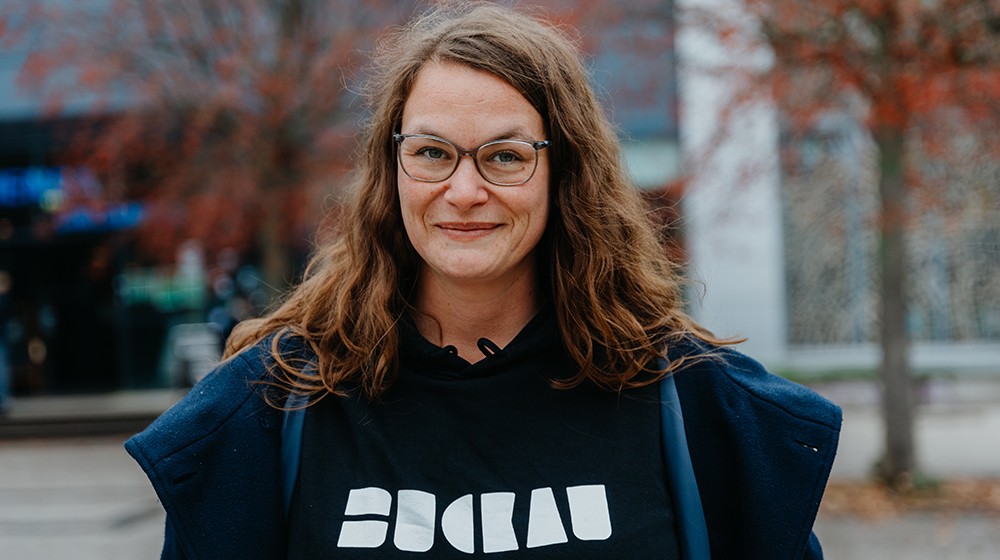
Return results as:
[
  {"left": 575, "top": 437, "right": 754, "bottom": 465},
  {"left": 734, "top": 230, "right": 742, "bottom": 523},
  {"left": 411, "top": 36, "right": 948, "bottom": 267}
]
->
[{"left": 404, "top": 126, "right": 537, "bottom": 146}]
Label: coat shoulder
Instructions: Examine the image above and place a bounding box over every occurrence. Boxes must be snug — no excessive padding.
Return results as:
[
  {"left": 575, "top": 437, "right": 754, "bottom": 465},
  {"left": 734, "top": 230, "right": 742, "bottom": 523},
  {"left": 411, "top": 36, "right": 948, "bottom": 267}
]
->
[
  {"left": 710, "top": 346, "right": 840, "bottom": 430},
  {"left": 125, "top": 332, "right": 309, "bottom": 470},
  {"left": 670, "top": 340, "right": 841, "bottom": 431}
]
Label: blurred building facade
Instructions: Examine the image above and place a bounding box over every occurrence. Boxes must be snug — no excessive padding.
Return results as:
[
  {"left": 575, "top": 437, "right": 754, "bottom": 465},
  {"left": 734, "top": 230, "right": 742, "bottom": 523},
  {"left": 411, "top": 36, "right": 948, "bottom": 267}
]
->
[
  {"left": 0, "top": 117, "right": 124, "bottom": 393},
  {"left": 0, "top": 116, "right": 242, "bottom": 394},
  {"left": 0, "top": 7, "right": 297, "bottom": 395}
]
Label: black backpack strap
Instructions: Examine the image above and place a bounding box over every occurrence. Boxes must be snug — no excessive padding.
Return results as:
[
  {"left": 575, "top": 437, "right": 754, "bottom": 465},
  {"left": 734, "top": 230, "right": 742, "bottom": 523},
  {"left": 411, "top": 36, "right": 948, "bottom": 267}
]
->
[
  {"left": 658, "top": 358, "right": 711, "bottom": 560},
  {"left": 281, "top": 390, "right": 309, "bottom": 516}
]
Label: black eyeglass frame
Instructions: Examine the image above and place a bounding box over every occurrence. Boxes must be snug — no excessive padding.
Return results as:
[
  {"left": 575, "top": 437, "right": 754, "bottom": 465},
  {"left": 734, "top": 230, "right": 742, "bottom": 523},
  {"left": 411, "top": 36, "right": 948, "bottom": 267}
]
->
[{"left": 393, "top": 133, "right": 551, "bottom": 187}]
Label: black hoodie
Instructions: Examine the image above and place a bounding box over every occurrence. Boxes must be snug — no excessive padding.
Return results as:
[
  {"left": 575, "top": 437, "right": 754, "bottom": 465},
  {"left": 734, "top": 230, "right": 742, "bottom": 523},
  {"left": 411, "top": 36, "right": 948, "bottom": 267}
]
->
[{"left": 287, "top": 309, "right": 681, "bottom": 558}]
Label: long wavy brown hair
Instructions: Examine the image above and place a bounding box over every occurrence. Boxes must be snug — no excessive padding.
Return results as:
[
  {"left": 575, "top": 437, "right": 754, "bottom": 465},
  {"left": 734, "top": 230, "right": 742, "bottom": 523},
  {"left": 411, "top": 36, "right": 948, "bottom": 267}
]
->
[{"left": 226, "top": 2, "right": 729, "bottom": 402}]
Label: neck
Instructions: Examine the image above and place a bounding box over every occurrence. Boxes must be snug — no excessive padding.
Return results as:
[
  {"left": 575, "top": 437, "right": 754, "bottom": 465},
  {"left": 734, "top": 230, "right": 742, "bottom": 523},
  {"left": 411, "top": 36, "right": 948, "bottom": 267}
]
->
[{"left": 412, "top": 266, "right": 541, "bottom": 363}]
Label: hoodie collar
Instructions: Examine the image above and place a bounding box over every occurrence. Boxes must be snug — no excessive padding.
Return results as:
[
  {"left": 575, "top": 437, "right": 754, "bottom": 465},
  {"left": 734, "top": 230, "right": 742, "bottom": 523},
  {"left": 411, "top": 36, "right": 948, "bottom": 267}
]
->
[{"left": 399, "top": 306, "right": 558, "bottom": 379}]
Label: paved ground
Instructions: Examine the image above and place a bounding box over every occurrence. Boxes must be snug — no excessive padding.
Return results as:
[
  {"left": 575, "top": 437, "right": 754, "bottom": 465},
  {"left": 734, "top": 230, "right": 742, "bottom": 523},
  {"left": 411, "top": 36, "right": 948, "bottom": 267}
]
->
[
  {"left": 815, "top": 514, "right": 1000, "bottom": 559},
  {"left": 811, "top": 379, "right": 1000, "bottom": 479},
  {"left": 808, "top": 378, "right": 1000, "bottom": 558},
  {"left": 0, "top": 378, "right": 998, "bottom": 558},
  {"left": 0, "top": 434, "right": 163, "bottom": 560}
]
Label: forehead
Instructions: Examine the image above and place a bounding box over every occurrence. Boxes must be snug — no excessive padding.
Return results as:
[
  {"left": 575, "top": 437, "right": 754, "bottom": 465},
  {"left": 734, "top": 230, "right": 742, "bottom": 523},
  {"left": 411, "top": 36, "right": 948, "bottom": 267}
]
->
[{"left": 400, "top": 62, "right": 545, "bottom": 145}]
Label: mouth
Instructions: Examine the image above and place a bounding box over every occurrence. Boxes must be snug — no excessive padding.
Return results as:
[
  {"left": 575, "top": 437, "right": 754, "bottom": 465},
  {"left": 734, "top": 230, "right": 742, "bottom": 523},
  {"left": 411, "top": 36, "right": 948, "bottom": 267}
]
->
[
  {"left": 437, "top": 222, "right": 500, "bottom": 231},
  {"left": 436, "top": 222, "right": 501, "bottom": 238}
]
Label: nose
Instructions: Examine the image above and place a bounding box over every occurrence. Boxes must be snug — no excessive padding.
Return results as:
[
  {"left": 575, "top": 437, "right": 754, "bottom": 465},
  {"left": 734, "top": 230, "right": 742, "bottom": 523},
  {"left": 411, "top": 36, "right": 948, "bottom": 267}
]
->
[{"left": 443, "top": 155, "right": 489, "bottom": 209}]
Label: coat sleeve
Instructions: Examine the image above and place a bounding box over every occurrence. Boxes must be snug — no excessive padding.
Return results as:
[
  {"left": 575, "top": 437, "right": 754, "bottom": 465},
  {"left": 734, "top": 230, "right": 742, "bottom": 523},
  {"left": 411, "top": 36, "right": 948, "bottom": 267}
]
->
[
  {"left": 802, "top": 531, "right": 824, "bottom": 559},
  {"left": 126, "top": 337, "right": 295, "bottom": 559},
  {"left": 160, "top": 516, "right": 189, "bottom": 560}
]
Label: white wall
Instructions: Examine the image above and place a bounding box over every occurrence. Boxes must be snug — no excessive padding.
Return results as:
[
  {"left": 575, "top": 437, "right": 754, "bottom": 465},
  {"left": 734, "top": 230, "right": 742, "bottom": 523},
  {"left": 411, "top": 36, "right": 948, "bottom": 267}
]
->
[{"left": 676, "top": 0, "right": 787, "bottom": 368}]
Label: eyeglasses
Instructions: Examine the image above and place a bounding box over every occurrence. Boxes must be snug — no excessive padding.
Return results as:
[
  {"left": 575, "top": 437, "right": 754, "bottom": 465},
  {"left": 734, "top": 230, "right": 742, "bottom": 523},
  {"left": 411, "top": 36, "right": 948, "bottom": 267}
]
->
[{"left": 393, "top": 134, "right": 550, "bottom": 186}]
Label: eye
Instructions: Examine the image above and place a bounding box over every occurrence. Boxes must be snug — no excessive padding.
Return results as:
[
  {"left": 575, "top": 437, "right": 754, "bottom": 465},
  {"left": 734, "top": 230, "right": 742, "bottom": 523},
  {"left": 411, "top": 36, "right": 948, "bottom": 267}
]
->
[
  {"left": 486, "top": 149, "right": 523, "bottom": 164},
  {"left": 416, "top": 146, "right": 448, "bottom": 160}
]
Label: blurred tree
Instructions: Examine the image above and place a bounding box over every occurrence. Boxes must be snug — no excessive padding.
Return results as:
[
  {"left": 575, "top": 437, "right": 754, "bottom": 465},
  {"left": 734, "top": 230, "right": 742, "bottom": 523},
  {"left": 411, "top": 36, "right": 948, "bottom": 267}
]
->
[
  {"left": 15, "top": 0, "right": 407, "bottom": 296},
  {"left": 689, "top": 0, "right": 1000, "bottom": 488}
]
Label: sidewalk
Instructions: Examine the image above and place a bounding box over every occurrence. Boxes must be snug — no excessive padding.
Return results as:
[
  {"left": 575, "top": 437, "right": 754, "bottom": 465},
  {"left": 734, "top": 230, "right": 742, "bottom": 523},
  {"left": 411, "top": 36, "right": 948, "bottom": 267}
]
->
[
  {"left": 0, "top": 392, "right": 180, "bottom": 558},
  {"left": 808, "top": 377, "right": 1000, "bottom": 559},
  {"left": 0, "top": 434, "right": 164, "bottom": 560},
  {"left": 816, "top": 514, "right": 1000, "bottom": 559},
  {"left": 808, "top": 378, "right": 1000, "bottom": 479}
]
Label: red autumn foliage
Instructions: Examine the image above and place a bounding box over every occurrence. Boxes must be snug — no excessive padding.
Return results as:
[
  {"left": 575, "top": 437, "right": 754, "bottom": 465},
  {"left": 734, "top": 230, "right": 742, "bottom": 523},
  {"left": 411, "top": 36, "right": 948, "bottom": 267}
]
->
[{"left": 14, "top": 0, "right": 409, "bottom": 291}]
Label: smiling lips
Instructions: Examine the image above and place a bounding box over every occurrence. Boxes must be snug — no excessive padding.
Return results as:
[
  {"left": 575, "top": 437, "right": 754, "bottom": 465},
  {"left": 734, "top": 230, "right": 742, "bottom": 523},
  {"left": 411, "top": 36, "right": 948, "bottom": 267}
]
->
[{"left": 436, "top": 222, "right": 502, "bottom": 239}]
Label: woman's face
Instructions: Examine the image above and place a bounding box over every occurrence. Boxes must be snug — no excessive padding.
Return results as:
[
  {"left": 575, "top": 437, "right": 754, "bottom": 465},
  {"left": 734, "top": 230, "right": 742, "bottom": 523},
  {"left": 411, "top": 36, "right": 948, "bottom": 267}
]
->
[{"left": 397, "top": 62, "right": 550, "bottom": 288}]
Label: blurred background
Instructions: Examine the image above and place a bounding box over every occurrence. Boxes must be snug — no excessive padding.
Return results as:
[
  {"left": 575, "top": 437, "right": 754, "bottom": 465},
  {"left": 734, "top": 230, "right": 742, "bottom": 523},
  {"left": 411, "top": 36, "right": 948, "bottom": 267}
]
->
[{"left": 0, "top": 0, "right": 998, "bottom": 558}]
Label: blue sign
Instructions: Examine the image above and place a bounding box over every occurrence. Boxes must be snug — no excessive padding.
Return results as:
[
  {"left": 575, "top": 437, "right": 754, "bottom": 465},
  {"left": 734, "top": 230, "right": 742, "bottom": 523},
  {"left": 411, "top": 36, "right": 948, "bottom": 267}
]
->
[
  {"left": 54, "top": 202, "right": 145, "bottom": 234},
  {"left": 0, "top": 166, "right": 103, "bottom": 209},
  {"left": 0, "top": 166, "right": 144, "bottom": 234},
  {"left": 0, "top": 167, "right": 63, "bottom": 207}
]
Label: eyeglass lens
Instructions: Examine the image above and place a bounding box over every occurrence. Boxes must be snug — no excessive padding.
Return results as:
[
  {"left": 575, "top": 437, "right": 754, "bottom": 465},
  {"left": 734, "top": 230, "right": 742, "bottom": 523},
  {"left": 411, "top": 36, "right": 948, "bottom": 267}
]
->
[{"left": 397, "top": 136, "right": 540, "bottom": 186}]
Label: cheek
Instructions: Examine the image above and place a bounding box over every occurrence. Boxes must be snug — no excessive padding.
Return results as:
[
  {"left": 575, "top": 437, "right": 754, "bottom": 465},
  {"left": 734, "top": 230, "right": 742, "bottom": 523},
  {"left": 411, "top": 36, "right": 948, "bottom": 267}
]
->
[
  {"left": 397, "top": 178, "right": 422, "bottom": 219},
  {"left": 529, "top": 173, "right": 551, "bottom": 229},
  {"left": 532, "top": 203, "right": 550, "bottom": 239},
  {"left": 521, "top": 189, "right": 550, "bottom": 242},
  {"left": 396, "top": 183, "right": 419, "bottom": 239},
  {"left": 397, "top": 179, "right": 437, "bottom": 250}
]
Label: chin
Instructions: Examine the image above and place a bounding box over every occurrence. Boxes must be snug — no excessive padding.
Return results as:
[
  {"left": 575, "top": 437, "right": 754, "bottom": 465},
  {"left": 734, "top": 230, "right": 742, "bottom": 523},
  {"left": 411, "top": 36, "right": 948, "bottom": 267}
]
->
[{"left": 436, "top": 264, "right": 496, "bottom": 281}]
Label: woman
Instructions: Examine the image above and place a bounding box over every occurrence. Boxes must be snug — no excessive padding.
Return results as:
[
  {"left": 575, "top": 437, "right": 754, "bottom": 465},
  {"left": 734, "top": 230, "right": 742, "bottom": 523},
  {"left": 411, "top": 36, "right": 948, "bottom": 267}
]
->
[{"left": 127, "top": 4, "right": 841, "bottom": 559}]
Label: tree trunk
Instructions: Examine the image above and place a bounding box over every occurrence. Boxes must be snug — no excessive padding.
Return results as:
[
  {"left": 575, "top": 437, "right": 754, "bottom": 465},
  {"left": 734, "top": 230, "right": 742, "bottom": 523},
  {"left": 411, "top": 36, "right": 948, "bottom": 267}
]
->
[
  {"left": 874, "top": 124, "right": 915, "bottom": 489},
  {"left": 258, "top": 188, "right": 292, "bottom": 302}
]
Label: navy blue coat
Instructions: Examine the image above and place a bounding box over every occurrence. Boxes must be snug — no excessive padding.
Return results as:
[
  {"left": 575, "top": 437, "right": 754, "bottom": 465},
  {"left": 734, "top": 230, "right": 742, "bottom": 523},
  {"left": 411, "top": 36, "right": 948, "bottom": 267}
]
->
[{"left": 126, "top": 336, "right": 841, "bottom": 559}]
